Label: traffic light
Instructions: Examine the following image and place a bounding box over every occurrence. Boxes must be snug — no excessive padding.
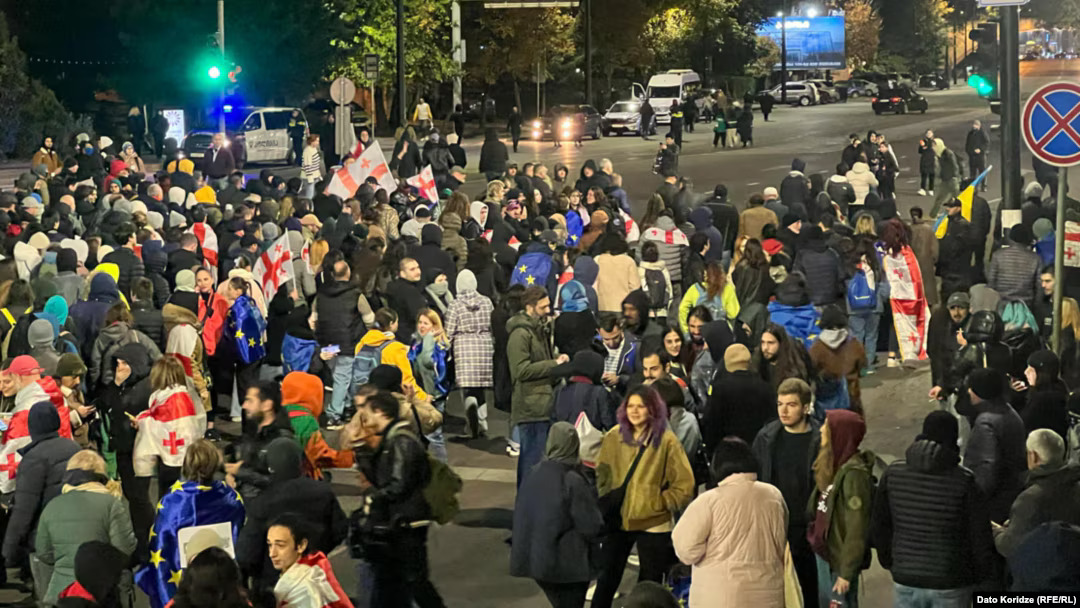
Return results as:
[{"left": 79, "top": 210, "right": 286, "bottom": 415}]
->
[
  {"left": 968, "top": 22, "right": 999, "bottom": 99},
  {"left": 207, "top": 65, "right": 222, "bottom": 79}
]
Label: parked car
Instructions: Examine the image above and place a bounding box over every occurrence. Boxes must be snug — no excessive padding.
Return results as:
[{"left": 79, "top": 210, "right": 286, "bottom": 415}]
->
[
  {"left": 918, "top": 74, "right": 949, "bottom": 90},
  {"left": 871, "top": 86, "right": 928, "bottom": 115},
  {"left": 806, "top": 79, "right": 839, "bottom": 103},
  {"left": 602, "top": 100, "right": 642, "bottom": 136},
  {"left": 834, "top": 78, "right": 879, "bottom": 98},
  {"left": 530, "top": 104, "right": 603, "bottom": 141},
  {"left": 764, "top": 82, "right": 820, "bottom": 106}
]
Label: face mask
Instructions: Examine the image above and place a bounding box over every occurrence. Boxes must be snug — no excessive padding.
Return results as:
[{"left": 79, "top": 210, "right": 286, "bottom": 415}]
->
[
  {"left": 819, "top": 328, "right": 849, "bottom": 349},
  {"left": 428, "top": 281, "right": 448, "bottom": 297}
]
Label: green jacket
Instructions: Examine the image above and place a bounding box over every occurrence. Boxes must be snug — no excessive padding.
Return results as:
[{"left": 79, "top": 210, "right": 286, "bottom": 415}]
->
[
  {"left": 506, "top": 312, "right": 558, "bottom": 426},
  {"left": 818, "top": 450, "right": 875, "bottom": 581},
  {"left": 35, "top": 484, "right": 136, "bottom": 604}
]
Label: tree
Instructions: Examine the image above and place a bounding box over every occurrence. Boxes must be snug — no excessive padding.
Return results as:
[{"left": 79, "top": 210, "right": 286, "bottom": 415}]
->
[
  {"left": 745, "top": 35, "right": 780, "bottom": 78},
  {"left": 845, "top": 0, "right": 882, "bottom": 70},
  {"left": 0, "top": 14, "right": 81, "bottom": 158},
  {"left": 1027, "top": 0, "right": 1080, "bottom": 31},
  {"left": 332, "top": 0, "right": 460, "bottom": 121},
  {"left": 470, "top": 8, "right": 576, "bottom": 109},
  {"left": 878, "top": 0, "right": 950, "bottom": 73}
]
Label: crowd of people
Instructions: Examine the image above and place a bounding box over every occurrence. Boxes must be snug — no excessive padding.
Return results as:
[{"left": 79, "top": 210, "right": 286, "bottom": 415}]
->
[{"left": 0, "top": 107, "right": 1078, "bottom": 608}]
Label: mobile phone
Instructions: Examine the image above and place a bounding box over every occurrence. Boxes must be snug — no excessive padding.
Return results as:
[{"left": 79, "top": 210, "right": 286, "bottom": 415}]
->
[{"left": 321, "top": 345, "right": 341, "bottom": 355}]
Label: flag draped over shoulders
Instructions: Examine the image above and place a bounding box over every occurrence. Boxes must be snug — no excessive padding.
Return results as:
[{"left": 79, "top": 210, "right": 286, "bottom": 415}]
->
[
  {"left": 133, "top": 385, "right": 206, "bottom": 476},
  {"left": 136, "top": 480, "right": 245, "bottom": 608},
  {"left": 0, "top": 379, "right": 73, "bottom": 493},
  {"left": 879, "top": 244, "right": 930, "bottom": 361}
]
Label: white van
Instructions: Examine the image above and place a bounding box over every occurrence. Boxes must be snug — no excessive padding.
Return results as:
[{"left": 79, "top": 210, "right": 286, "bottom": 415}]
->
[
  {"left": 181, "top": 106, "right": 307, "bottom": 167},
  {"left": 645, "top": 70, "right": 702, "bottom": 125}
]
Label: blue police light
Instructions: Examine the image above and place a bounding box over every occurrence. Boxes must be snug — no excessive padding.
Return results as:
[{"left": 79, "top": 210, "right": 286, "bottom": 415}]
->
[{"left": 223, "top": 104, "right": 234, "bottom": 113}]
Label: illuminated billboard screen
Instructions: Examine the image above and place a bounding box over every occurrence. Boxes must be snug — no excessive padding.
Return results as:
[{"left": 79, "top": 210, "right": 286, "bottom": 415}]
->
[{"left": 756, "top": 16, "right": 846, "bottom": 70}]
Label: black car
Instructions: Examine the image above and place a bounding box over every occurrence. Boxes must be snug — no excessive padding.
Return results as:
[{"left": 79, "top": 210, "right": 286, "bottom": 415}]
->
[
  {"left": 871, "top": 87, "right": 928, "bottom": 115},
  {"left": 529, "top": 104, "right": 603, "bottom": 141},
  {"left": 918, "top": 74, "right": 949, "bottom": 90}
]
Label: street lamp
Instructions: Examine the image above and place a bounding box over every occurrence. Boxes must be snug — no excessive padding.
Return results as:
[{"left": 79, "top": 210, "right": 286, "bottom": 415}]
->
[{"left": 778, "top": 4, "right": 788, "bottom": 104}]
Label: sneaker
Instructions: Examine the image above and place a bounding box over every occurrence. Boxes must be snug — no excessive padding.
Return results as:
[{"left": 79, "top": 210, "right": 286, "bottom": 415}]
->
[
  {"left": 887, "top": 357, "right": 900, "bottom": 368},
  {"left": 928, "top": 190, "right": 934, "bottom": 196},
  {"left": 204, "top": 428, "right": 222, "bottom": 441},
  {"left": 326, "top": 416, "right": 345, "bottom": 431},
  {"left": 917, "top": 188, "right": 926, "bottom": 196},
  {"left": 230, "top": 416, "right": 242, "bottom": 423},
  {"left": 627, "top": 554, "right": 640, "bottom": 567},
  {"left": 506, "top": 444, "right": 520, "bottom": 457}
]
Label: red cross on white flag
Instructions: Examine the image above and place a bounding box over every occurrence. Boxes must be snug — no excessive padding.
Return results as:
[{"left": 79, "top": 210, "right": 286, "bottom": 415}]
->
[
  {"left": 253, "top": 235, "right": 295, "bottom": 301},
  {"left": 1066, "top": 221, "right": 1080, "bottom": 269},
  {"left": 324, "top": 141, "right": 397, "bottom": 198},
  {"left": 407, "top": 165, "right": 439, "bottom": 203}
]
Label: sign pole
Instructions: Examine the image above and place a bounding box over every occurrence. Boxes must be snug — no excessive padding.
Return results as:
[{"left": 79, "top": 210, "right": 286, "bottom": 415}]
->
[{"left": 1053, "top": 167, "right": 1068, "bottom": 355}]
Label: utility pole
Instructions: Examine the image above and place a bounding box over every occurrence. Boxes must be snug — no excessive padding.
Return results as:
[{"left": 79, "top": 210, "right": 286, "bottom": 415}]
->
[
  {"left": 396, "top": 0, "right": 407, "bottom": 128},
  {"left": 780, "top": 1, "right": 788, "bottom": 104},
  {"left": 452, "top": 0, "right": 462, "bottom": 110},
  {"left": 584, "top": 0, "right": 593, "bottom": 106},
  {"left": 217, "top": 0, "right": 226, "bottom": 134},
  {"left": 1000, "top": 6, "right": 1022, "bottom": 210}
]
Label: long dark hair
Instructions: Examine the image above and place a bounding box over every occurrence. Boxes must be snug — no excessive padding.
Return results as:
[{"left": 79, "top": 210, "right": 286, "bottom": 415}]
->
[
  {"left": 880, "top": 218, "right": 909, "bottom": 256},
  {"left": 172, "top": 547, "right": 249, "bottom": 608},
  {"left": 851, "top": 234, "right": 882, "bottom": 281},
  {"left": 755, "top": 323, "right": 809, "bottom": 386},
  {"left": 738, "top": 238, "right": 768, "bottom": 269}
]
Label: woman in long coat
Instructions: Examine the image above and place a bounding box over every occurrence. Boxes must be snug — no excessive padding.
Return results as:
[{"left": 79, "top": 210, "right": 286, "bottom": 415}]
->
[{"left": 445, "top": 269, "right": 495, "bottom": 437}]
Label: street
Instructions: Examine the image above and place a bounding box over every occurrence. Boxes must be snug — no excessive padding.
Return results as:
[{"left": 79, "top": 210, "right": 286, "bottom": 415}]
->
[{"left": 0, "top": 58, "right": 1077, "bottom": 608}]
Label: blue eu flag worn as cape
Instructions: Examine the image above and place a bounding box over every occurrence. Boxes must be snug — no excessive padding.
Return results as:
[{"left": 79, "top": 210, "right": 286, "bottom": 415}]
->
[
  {"left": 283, "top": 332, "right": 317, "bottom": 373},
  {"left": 511, "top": 252, "right": 554, "bottom": 291},
  {"left": 565, "top": 209, "right": 584, "bottom": 248},
  {"left": 135, "top": 480, "right": 246, "bottom": 608},
  {"left": 229, "top": 294, "right": 267, "bottom": 364}
]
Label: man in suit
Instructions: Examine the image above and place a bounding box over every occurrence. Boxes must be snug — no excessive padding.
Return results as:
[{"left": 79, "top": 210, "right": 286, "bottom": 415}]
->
[{"left": 201, "top": 133, "right": 235, "bottom": 190}]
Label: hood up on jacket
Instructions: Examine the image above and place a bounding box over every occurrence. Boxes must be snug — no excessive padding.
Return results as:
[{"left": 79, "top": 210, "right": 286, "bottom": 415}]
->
[
  {"left": 89, "top": 272, "right": 119, "bottom": 302},
  {"left": 579, "top": 159, "right": 599, "bottom": 180},
  {"left": 282, "top": 371, "right": 324, "bottom": 419},
  {"left": 622, "top": 289, "right": 653, "bottom": 334},
  {"left": 825, "top": 409, "right": 866, "bottom": 469},
  {"left": 850, "top": 161, "right": 871, "bottom": 175},
  {"left": 28, "top": 318, "right": 55, "bottom": 350},
  {"left": 688, "top": 206, "right": 713, "bottom": 232},
  {"left": 421, "top": 223, "right": 443, "bottom": 247},
  {"left": 703, "top": 320, "right": 736, "bottom": 364},
  {"left": 905, "top": 438, "right": 960, "bottom": 473},
  {"left": 266, "top": 436, "right": 305, "bottom": 482},
  {"left": 113, "top": 342, "right": 152, "bottom": 382},
  {"left": 559, "top": 280, "right": 589, "bottom": 312}
]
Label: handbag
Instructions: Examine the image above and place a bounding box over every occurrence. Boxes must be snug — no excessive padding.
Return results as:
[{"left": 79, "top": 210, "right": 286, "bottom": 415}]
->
[
  {"left": 574, "top": 411, "right": 604, "bottom": 468},
  {"left": 597, "top": 444, "right": 647, "bottom": 535}
]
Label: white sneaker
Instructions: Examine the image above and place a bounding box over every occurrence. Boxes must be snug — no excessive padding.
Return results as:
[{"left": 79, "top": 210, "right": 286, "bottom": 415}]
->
[
  {"left": 586, "top": 582, "right": 597, "bottom": 601},
  {"left": 928, "top": 190, "right": 934, "bottom": 196},
  {"left": 917, "top": 188, "right": 926, "bottom": 196},
  {"left": 506, "top": 444, "right": 520, "bottom": 457},
  {"left": 627, "top": 554, "right": 640, "bottom": 568},
  {"left": 887, "top": 357, "right": 900, "bottom": 368}
]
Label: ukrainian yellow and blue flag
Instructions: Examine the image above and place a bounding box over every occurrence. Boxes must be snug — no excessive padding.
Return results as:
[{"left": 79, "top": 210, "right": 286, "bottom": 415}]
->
[{"left": 935, "top": 166, "right": 993, "bottom": 239}]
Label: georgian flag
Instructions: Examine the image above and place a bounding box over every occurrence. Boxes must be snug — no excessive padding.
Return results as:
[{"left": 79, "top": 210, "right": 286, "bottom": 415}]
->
[
  {"left": 274, "top": 552, "right": 355, "bottom": 608},
  {"left": 407, "top": 165, "right": 438, "bottom": 203},
  {"left": 252, "top": 235, "right": 295, "bottom": 301},
  {"left": 1066, "top": 221, "right": 1080, "bottom": 268},
  {"left": 0, "top": 379, "right": 74, "bottom": 493},
  {"left": 621, "top": 209, "right": 640, "bottom": 243},
  {"left": 641, "top": 226, "right": 688, "bottom": 247},
  {"left": 133, "top": 384, "right": 206, "bottom": 476},
  {"left": 188, "top": 222, "right": 219, "bottom": 281},
  {"left": 880, "top": 245, "right": 931, "bottom": 361},
  {"left": 325, "top": 142, "right": 396, "bottom": 198}
]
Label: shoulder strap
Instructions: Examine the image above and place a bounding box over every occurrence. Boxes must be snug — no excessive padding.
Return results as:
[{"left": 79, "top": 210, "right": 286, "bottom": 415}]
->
[
  {"left": 619, "top": 444, "right": 647, "bottom": 489},
  {"left": 1, "top": 309, "right": 14, "bottom": 326}
]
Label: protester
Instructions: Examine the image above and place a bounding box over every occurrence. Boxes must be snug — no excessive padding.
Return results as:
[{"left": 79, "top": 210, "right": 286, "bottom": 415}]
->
[{"left": 963, "top": 367, "right": 1027, "bottom": 523}]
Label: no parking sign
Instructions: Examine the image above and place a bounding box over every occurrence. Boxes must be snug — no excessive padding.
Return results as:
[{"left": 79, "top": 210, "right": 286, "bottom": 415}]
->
[{"left": 1023, "top": 81, "right": 1080, "bottom": 167}]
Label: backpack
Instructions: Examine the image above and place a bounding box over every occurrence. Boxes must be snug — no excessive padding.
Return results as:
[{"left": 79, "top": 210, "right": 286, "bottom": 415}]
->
[
  {"left": 812, "top": 375, "right": 850, "bottom": 422},
  {"left": 387, "top": 422, "right": 463, "bottom": 525},
  {"left": 694, "top": 283, "right": 727, "bottom": 322},
  {"left": 2, "top": 309, "right": 35, "bottom": 360},
  {"left": 642, "top": 267, "right": 669, "bottom": 312},
  {"left": 352, "top": 341, "right": 391, "bottom": 386},
  {"left": 510, "top": 252, "right": 554, "bottom": 290},
  {"left": 847, "top": 259, "right": 878, "bottom": 312}
]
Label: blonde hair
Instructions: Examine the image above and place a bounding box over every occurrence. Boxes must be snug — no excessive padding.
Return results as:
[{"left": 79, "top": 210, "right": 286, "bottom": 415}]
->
[
  {"left": 182, "top": 439, "right": 222, "bottom": 484},
  {"left": 309, "top": 239, "right": 329, "bottom": 270},
  {"left": 1063, "top": 297, "right": 1080, "bottom": 339},
  {"left": 65, "top": 450, "right": 122, "bottom": 497},
  {"left": 854, "top": 214, "right": 877, "bottom": 236},
  {"left": 417, "top": 308, "right": 448, "bottom": 347},
  {"left": 279, "top": 195, "right": 295, "bottom": 222},
  {"left": 150, "top": 355, "right": 187, "bottom": 391}
]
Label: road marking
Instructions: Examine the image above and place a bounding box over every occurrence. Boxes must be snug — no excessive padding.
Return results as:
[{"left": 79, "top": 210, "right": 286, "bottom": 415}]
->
[{"left": 747, "top": 182, "right": 760, "bottom": 186}]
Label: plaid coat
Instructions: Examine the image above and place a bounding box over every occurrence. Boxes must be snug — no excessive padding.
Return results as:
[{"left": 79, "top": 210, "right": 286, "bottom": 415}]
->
[{"left": 445, "top": 289, "right": 494, "bottom": 388}]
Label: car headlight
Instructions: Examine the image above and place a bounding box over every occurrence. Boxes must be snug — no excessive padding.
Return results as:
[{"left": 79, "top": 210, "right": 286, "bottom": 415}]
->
[
  {"left": 562, "top": 119, "right": 572, "bottom": 128},
  {"left": 532, "top": 120, "right": 541, "bottom": 128}
]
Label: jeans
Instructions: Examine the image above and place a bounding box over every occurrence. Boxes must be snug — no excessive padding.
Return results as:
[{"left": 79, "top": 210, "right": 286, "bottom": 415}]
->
[
  {"left": 849, "top": 312, "right": 881, "bottom": 369},
  {"left": 508, "top": 424, "right": 521, "bottom": 450},
  {"left": 591, "top": 531, "right": 677, "bottom": 608},
  {"left": 327, "top": 354, "right": 354, "bottom": 420},
  {"left": 425, "top": 397, "right": 448, "bottom": 463},
  {"left": 515, "top": 421, "right": 551, "bottom": 489},
  {"left": 300, "top": 180, "right": 316, "bottom": 200},
  {"left": 817, "top": 556, "right": 859, "bottom": 608},
  {"left": 893, "top": 583, "right": 972, "bottom": 608}
]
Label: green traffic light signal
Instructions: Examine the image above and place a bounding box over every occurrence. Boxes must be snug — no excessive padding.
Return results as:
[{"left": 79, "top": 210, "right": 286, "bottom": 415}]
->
[
  {"left": 207, "top": 65, "right": 222, "bottom": 79},
  {"left": 967, "top": 74, "right": 994, "bottom": 96}
]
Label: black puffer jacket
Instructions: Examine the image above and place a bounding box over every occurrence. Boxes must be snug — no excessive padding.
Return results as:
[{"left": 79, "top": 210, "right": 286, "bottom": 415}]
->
[
  {"left": 963, "top": 398, "right": 1027, "bottom": 523},
  {"left": 793, "top": 237, "right": 844, "bottom": 306},
  {"left": 872, "top": 439, "right": 996, "bottom": 590},
  {"left": 356, "top": 420, "right": 432, "bottom": 526}
]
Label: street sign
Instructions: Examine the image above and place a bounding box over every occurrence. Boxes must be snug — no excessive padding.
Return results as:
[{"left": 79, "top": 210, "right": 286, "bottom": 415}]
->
[
  {"left": 977, "top": 0, "right": 1028, "bottom": 5},
  {"left": 329, "top": 77, "right": 356, "bottom": 105},
  {"left": 363, "top": 54, "right": 379, "bottom": 81},
  {"left": 1022, "top": 81, "right": 1080, "bottom": 167}
]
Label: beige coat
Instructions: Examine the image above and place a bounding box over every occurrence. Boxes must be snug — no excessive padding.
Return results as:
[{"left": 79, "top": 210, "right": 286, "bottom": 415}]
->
[
  {"left": 594, "top": 253, "right": 641, "bottom": 312},
  {"left": 672, "top": 472, "right": 788, "bottom": 608},
  {"left": 738, "top": 206, "right": 780, "bottom": 242},
  {"left": 909, "top": 219, "right": 940, "bottom": 307}
]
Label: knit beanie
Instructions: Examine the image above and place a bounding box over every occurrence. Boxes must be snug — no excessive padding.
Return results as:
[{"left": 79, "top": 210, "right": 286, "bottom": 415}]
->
[
  {"left": 919, "top": 410, "right": 959, "bottom": 448},
  {"left": 56, "top": 248, "right": 78, "bottom": 273},
  {"left": 55, "top": 353, "right": 88, "bottom": 378},
  {"left": 968, "top": 367, "right": 1006, "bottom": 401},
  {"left": 27, "top": 401, "right": 61, "bottom": 440}
]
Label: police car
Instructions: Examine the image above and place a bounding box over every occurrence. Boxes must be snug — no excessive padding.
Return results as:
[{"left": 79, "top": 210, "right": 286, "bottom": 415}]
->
[{"left": 181, "top": 106, "right": 307, "bottom": 168}]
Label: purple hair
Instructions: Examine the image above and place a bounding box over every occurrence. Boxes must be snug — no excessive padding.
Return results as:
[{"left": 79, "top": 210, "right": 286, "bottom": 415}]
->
[{"left": 616, "top": 385, "right": 669, "bottom": 448}]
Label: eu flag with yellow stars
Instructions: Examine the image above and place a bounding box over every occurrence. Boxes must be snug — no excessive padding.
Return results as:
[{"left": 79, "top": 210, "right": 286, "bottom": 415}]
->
[
  {"left": 565, "top": 209, "right": 584, "bottom": 248},
  {"left": 229, "top": 293, "right": 267, "bottom": 364},
  {"left": 135, "top": 480, "right": 246, "bottom": 608}
]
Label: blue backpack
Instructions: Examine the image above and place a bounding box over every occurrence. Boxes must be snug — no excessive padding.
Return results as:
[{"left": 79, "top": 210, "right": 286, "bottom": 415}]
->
[
  {"left": 352, "top": 340, "right": 391, "bottom": 386},
  {"left": 847, "top": 264, "right": 877, "bottom": 312},
  {"left": 813, "top": 375, "right": 850, "bottom": 421}
]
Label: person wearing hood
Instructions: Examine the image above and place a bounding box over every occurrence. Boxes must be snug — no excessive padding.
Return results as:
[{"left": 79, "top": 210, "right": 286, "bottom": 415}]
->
[
  {"left": 781, "top": 158, "right": 811, "bottom": 209},
  {"left": 687, "top": 206, "right": 724, "bottom": 265},
  {"left": 809, "top": 305, "right": 867, "bottom": 416},
  {"left": 554, "top": 280, "right": 599, "bottom": 358},
  {"left": 281, "top": 371, "right": 354, "bottom": 479},
  {"left": 438, "top": 212, "right": 468, "bottom": 271},
  {"left": 2, "top": 401, "right": 81, "bottom": 572},
  {"left": 963, "top": 367, "right": 1027, "bottom": 522},
  {"left": 993, "top": 428, "right": 1080, "bottom": 558},
  {"left": 595, "top": 234, "right": 642, "bottom": 314},
  {"left": 33, "top": 449, "right": 134, "bottom": 605},
  {"left": 411, "top": 223, "right": 457, "bottom": 288},
  {"left": 446, "top": 133, "right": 467, "bottom": 168},
  {"left": 1012, "top": 350, "right": 1070, "bottom": 439},
  {"left": 809, "top": 409, "right": 874, "bottom": 608},
  {"left": 510, "top": 421, "right": 603, "bottom": 607},
  {"left": 479, "top": 128, "right": 510, "bottom": 182},
  {"left": 463, "top": 201, "right": 488, "bottom": 240},
  {"left": 871, "top": 411, "right": 995, "bottom": 605},
  {"left": 932, "top": 138, "right": 963, "bottom": 216},
  {"left": 88, "top": 302, "right": 161, "bottom": 391},
  {"left": 69, "top": 273, "right": 121, "bottom": 356},
  {"left": 622, "top": 289, "right": 663, "bottom": 344},
  {"left": 689, "top": 319, "right": 742, "bottom": 408},
  {"left": 700, "top": 185, "right": 739, "bottom": 257},
  {"left": 53, "top": 249, "right": 83, "bottom": 307},
  {"left": 794, "top": 225, "right": 844, "bottom": 306},
  {"left": 29, "top": 317, "right": 62, "bottom": 376},
  {"left": 236, "top": 438, "right": 347, "bottom": 606},
  {"left": 575, "top": 159, "right": 611, "bottom": 195},
  {"left": 389, "top": 127, "right": 422, "bottom": 180},
  {"left": 445, "top": 270, "right": 494, "bottom": 438}
]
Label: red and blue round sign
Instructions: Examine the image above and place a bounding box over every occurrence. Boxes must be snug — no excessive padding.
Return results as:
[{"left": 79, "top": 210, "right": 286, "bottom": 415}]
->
[{"left": 1023, "top": 81, "right": 1080, "bottom": 168}]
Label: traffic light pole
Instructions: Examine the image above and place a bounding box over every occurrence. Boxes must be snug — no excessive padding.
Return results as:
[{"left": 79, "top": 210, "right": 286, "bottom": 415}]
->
[
  {"left": 584, "top": 0, "right": 592, "bottom": 107},
  {"left": 396, "top": 0, "right": 407, "bottom": 128},
  {"left": 1000, "top": 5, "right": 1022, "bottom": 210},
  {"left": 218, "top": 0, "right": 226, "bottom": 134}
]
